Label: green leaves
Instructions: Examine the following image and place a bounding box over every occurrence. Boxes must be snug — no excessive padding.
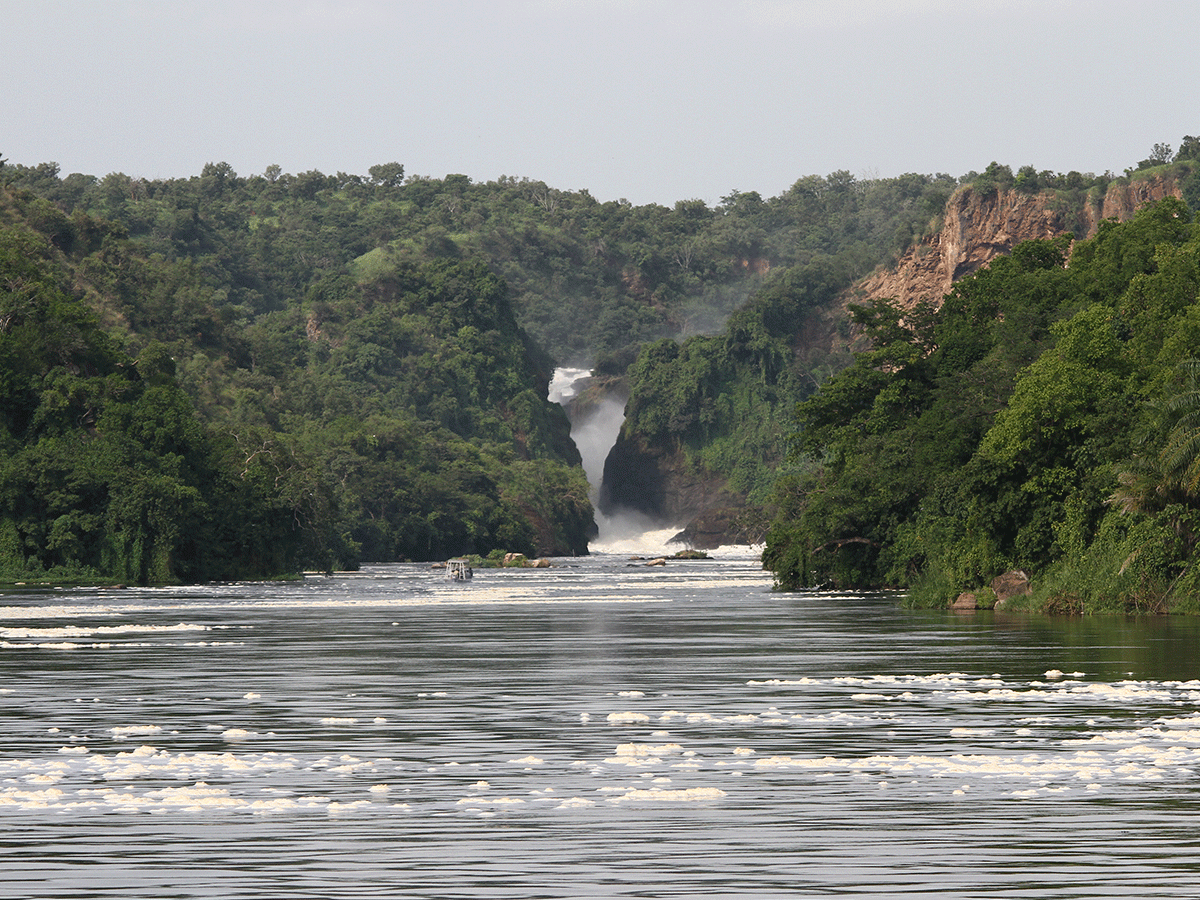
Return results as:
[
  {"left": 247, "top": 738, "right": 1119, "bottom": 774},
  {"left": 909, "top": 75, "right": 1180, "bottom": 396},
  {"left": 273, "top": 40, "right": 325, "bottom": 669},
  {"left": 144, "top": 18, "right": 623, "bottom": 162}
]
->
[{"left": 765, "top": 205, "right": 1200, "bottom": 605}]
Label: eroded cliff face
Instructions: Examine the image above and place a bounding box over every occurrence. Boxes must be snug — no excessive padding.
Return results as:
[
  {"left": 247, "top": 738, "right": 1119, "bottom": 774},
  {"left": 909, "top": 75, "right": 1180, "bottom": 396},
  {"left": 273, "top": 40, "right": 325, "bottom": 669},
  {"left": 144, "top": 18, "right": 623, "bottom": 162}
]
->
[
  {"left": 851, "top": 188, "right": 1068, "bottom": 311},
  {"left": 853, "top": 177, "right": 1184, "bottom": 313},
  {"left": 1091, "top": 173, "right": 1184, "bottom": 231}
]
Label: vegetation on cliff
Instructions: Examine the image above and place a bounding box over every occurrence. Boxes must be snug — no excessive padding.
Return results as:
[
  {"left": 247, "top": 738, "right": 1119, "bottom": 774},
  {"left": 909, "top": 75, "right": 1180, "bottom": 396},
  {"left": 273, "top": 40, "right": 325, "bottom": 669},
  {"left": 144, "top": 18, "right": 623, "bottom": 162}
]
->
[
  {"left": 0, "top": 183, "right": 592, "bottom": 582},
  {"left": 603, "top": 174, "right": 961, "bottom": 527},
  {"left": 763, "top": 196, "right": 1200, "bottom": 614},
  {"left": 6, "top": 137, "right": 1200, "bottom": 601}
]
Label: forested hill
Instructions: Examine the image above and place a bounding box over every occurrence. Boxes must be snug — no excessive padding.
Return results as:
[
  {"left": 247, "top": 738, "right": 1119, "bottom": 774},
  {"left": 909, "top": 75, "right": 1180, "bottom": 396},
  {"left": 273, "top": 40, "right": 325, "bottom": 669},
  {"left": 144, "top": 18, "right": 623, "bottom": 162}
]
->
[
  {"left": 0, "top": 183, "right": 594, "bottom": 583},
  {"left": 2, "top": 160, "right": 957, "bottom": 370},
  {"left": 0, "top": 156, "right": 961, "bottom": 583},
  {"left": 599, "top": 152, "right": 1200, "bottom": 546},
  {"left": 761, "top": 179, "right": 1200, "bottom": 614},
  {"left": 5, "top": 144, "right": 1200, "bottom": 596}
]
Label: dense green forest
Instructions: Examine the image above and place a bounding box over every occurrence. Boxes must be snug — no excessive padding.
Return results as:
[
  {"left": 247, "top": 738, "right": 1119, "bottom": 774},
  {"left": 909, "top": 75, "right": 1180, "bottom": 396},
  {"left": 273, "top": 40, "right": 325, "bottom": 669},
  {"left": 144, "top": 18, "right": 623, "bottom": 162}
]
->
[
  {"left": 0, "top": 154, "right": 962, "bottom": 583},
  {"left": 0, "top": 220, "right": 341, "bottom": 582},
  {"left": 1, "top": 158, "right": 960, "bottom": 369},
  {"left": 611, "top": 148, "right": 1200, "bottom": 531},
  {"left": 763, "top": 195, "right": 1200, "bottom": 613},
  {"left": 5, "top": 139, "right": 1200, "bottom": 605},
  {"left": 0, "top": 182, "right": 594, "bottom": 582}
]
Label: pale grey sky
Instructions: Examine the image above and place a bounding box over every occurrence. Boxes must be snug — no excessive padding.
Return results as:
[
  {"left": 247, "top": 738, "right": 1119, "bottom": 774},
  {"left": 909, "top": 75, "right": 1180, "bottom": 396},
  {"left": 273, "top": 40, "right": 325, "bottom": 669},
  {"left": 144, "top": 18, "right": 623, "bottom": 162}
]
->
[{"left": 4, "top": 0, "right": 1197, "bottom": 206}]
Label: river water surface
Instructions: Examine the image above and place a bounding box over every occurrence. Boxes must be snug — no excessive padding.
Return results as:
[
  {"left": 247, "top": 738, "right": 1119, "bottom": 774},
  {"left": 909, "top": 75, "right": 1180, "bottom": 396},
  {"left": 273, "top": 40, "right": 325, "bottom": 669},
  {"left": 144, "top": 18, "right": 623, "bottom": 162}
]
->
[{"left": 4, "top": 551, "right": 1200, "bottom": 898}]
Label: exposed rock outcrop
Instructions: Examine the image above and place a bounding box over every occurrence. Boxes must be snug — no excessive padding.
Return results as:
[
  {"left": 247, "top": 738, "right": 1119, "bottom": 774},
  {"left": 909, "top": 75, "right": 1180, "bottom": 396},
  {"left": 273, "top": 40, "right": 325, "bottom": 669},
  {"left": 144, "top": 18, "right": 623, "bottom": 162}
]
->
[
  {"left": 561, "top": 374, "right": 628, "bottom": 426},
  {"left": 598, "top": 432, "right": 742, "bottom": 537},
  {"left": 991, "top": 570, "right": 1032, "bottom": 603},
  {"left": 851, "top": 187, "right": 1069, "bottom": 313},
  {"left": 851, "top": 175, "right": 1184, "bottom": 315},
  {"left": 669, "top": 505, "right": 766, "bottom": 550},
  {"left": 1092, "top": 173, "right": 1184, "bottom": 231},
  {"left": 951, "top": 592, "right": 978, "bottom": 611}
]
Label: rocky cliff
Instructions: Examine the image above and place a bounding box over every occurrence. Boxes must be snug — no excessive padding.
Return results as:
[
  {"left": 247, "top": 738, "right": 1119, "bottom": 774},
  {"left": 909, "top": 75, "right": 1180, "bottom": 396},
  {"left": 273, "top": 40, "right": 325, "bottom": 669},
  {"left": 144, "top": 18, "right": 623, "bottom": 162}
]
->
[
  {"left": 598, "top": 433, "right": 744, "bottom": 538},
  {"left": 1091, "top": 172, "right": 1185, "bottom": 230},
  {"left": 852, "top": 176, "right": 1184, "bottom": 313},
  {"left": 596, "top": 175, "right": 1186, "bottom": 551},
  {"left": 851, "top": 188, "right": 1067, "bottom": 311}
]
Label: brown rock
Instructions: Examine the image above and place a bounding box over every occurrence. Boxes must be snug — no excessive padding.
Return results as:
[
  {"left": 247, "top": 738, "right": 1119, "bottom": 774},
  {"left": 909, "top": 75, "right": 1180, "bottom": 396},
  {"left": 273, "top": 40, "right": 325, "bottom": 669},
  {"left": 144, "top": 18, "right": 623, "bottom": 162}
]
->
[
  {"left": 951, "top": 592, "right": 978, "bottom": 610},
  {"left": 1095, "top": 174, "right": 1184, "bottom": 229},
  {"left": 991, "top": 570, "right": 1031, "bottom": 602},
  {"left": 851, "top": 187, "right": 1069, "bottom": 316},
  {"left": 848, "top": 175, "right": 1185, "bottom": 322}
]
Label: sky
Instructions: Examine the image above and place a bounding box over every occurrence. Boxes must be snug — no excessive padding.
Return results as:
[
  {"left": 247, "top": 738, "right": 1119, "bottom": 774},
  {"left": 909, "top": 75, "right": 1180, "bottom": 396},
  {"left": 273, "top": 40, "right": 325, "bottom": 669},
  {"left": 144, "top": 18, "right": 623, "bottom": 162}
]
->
[{"left": 4, "top": 0, "right": 1198, "bottom": 207}]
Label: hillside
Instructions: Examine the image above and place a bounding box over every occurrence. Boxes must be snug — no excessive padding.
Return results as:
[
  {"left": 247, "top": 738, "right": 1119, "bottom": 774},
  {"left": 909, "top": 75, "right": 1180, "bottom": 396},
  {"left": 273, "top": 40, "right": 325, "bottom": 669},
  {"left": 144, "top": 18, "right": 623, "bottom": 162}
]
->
[
  {"left": 762, "top": 172, "right": 1200, "bottom": 614},
  {"left": 2, "top": 160, "right": 959, "bottom": 565},
  {"left": 0, "top": 185, "right": 593, "bottom": 581},
  {"left": 5, "top": 142, "right": 1200, "bottom": 592},
  {"left": 605, "top": 153, "right": 1200, "bottom": 552},
  {"left": 0, "top": 161, "right": 955, "bottom": 373}
]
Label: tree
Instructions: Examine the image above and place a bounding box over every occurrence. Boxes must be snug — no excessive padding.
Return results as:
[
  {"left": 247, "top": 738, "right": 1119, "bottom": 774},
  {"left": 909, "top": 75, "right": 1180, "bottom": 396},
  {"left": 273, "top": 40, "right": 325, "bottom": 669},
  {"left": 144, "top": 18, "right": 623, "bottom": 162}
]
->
[
  {"left": 1176, "top": 136, "right": 1200, "bottom": 162},
  {"left": 368, "top": 162, "right": 405, "bottom": 187}
]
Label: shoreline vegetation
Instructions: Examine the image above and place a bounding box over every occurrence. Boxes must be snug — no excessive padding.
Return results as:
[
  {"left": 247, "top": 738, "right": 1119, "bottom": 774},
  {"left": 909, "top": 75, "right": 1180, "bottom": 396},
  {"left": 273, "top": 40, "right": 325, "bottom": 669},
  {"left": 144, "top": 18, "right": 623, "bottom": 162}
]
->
[
  {"left": 763, "top": 195, "right": 1200, "bottom": 617},
  {"left": 5, "top": 143, "right": 1200, "bottom": 615}
]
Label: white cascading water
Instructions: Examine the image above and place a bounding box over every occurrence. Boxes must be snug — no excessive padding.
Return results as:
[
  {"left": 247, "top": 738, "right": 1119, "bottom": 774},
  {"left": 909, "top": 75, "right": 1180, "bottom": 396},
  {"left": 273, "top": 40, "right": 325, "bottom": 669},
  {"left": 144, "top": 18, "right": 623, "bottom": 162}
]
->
[{"left": 548, "top": 367, "right": 682, "bottom": 555}]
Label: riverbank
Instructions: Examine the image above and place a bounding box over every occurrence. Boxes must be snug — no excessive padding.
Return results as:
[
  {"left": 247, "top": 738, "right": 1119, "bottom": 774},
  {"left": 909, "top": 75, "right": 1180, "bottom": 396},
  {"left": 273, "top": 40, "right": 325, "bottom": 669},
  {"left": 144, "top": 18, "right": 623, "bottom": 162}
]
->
[{"left": 904, "top": 563, "right": 1200, "bottom": 616}]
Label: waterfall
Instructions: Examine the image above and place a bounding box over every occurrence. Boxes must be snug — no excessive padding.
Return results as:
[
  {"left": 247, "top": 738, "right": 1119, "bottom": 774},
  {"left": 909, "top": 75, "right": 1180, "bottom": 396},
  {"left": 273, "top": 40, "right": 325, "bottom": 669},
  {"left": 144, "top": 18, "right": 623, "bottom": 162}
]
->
[{"left": 549, "top": 367, "right": 682, "bottom": 555}]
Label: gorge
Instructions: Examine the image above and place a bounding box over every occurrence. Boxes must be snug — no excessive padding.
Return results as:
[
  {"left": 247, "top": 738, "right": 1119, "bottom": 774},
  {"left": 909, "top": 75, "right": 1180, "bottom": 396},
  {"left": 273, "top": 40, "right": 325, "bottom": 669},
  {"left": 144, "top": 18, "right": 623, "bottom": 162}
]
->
[
  {"left": 2, "top": 150, "right": 1200, "bottom": 593},
  {"left": 602, "top": 169, "right": 1197, "bottom": 557}
]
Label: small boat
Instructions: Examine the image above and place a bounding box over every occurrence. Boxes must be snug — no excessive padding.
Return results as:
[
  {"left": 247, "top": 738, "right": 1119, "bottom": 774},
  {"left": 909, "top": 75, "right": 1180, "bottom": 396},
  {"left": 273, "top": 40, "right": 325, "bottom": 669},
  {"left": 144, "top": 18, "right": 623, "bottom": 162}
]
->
[{"left": 446, "top": 559, "right": 473, "bottom": 581}]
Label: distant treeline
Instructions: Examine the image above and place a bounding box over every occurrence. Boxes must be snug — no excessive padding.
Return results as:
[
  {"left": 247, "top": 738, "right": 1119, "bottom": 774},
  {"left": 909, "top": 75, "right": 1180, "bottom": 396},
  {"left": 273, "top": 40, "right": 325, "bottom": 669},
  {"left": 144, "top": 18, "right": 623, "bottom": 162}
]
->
[{"left": 2, "top": 157, "right": 962, "bottom": 367}]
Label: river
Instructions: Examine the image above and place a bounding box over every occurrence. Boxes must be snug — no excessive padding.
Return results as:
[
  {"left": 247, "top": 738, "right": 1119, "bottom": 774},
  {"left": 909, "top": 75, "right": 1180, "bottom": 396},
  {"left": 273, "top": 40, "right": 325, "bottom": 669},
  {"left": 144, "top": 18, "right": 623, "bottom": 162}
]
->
[{"left": 4, "top": 552, "right": 1200, "bottom": 898}]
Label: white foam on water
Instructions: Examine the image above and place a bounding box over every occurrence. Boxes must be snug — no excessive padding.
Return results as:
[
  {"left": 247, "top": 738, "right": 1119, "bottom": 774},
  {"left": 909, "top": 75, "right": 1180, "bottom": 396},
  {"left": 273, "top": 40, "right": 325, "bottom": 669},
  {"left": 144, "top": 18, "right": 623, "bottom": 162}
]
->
[
  {"left": 0, "top": 582, "right": 710, "bottom": 618},
  {"left": 555, "top": 796, "right": 595, "bottom": 808},
  {"left": 8, "top": 577, "right": 1200, "bottom": 839},
  {"left": 607, "top": 787, "right": 727, "bottom": 803},
  {"left": 547, "top": 367, "right": 591, "bottom": 404},
  {"left": 588, "top": 526, "right": 687, "bottom": 558},
  {"left": 109, "top": 725, "right": 163, "bottom": 737},
  {"left": 607, "top": 711, "right": 651, "bottom": 725},
  {"left": 1, "top": 622, "right": 211, "bottom": 638}
]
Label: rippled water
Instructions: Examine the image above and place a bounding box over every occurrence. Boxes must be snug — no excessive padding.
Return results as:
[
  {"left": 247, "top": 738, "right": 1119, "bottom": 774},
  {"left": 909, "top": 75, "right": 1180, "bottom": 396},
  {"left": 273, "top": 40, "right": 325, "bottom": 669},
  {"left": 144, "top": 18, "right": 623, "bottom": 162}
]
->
[{"left": 4, "top": 552, "right": 1200, "bottom": 898}]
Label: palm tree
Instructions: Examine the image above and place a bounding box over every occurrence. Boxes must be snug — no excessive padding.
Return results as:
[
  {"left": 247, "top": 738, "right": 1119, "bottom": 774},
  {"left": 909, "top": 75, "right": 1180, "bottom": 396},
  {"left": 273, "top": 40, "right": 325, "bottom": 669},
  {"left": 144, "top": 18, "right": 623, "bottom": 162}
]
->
[
  {"left": 1110, "top": 360, "right": 1200, "bottom": 516},
  {"left": 1158, "top": 359, "right": 1200, "bottom": 497}
]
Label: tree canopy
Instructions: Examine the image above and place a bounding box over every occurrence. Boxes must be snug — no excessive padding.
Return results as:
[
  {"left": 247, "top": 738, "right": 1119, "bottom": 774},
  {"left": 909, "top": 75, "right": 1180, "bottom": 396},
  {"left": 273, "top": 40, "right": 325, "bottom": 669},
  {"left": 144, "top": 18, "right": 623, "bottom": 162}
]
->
[{"left": 763, "top": 197, "right": 1200, "bottom": 614}]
